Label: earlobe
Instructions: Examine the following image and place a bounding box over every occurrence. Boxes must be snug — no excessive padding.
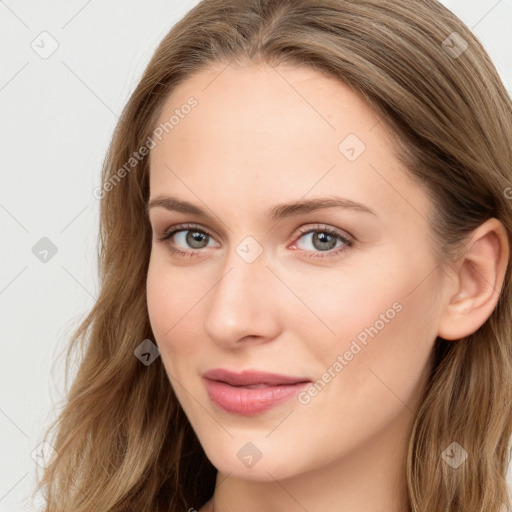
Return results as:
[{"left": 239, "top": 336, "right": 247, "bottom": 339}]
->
[{"left": 437, "top": 218, "right": 510, "bottom": 341}]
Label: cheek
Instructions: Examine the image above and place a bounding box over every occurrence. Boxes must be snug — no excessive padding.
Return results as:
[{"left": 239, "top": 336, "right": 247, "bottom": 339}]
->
[
  {"left": 146, "top": 259, "right": 168, "bottom": 339},
  {"left": 146, "top": 257, "right": 185, "bottom": 353},
  {"left": 146, "top": 255, "right": 207, "bottom": 364},
  {"left": 338, "top": 266, "right": 437, "bottom": 400},
  {"left": 301, "top": 250, "right": 439, "bottom": 379}
]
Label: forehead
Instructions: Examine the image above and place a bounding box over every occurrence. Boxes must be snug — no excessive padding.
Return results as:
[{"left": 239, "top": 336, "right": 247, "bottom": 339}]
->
[
  {"left": 148, "top": 62, "right": 429, "bottom": 224},
  {"left": 153, "top": 61, "right": 386, "bottom": 149}
]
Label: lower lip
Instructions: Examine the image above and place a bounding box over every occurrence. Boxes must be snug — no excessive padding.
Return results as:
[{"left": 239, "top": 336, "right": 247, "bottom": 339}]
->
[{"left": 203, "top": 378, "right": 311, "bottom": 415}]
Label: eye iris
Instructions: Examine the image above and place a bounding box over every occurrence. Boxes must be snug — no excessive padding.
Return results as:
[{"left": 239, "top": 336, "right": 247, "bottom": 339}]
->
[
  {"left": 313, "top": 232, "right": 337, "bottom": 251},
  {"left": 186, "top": 230, "right": 208, "bottom": 248}
]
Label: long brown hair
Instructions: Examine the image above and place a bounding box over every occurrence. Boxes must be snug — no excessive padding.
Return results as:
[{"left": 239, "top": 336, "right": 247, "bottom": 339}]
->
[{"left": 35, "top": 1, "right": 512, "bottom": 510}]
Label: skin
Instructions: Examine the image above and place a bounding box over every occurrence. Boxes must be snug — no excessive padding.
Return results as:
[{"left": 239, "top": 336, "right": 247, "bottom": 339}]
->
[{"left": 145, "top": 62, "right": 509, "bottom": 512}]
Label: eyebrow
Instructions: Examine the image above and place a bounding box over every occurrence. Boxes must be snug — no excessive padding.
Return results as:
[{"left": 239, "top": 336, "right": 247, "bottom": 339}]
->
[{"left": 146, "top": 195, "right": 377, "bottom": 220}]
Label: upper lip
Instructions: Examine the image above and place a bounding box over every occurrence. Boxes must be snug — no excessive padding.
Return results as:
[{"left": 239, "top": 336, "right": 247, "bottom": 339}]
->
[{"left": 202, "top": 368, "right": 311, "bottom": 387}]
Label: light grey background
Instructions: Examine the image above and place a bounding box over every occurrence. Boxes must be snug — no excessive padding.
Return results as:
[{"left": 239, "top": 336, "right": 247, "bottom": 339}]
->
[{"left": 1, "top": 1, "right": 511, "bottom": 510}]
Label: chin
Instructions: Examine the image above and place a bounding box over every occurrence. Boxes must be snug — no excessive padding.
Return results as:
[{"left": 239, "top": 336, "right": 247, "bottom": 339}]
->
[{"left": 203, "top": 444, "right": 304, "bottom": 482}]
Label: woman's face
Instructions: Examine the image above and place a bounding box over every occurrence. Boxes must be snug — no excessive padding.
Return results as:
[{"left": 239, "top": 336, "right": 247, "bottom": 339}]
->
[{"left": 146, "top": 62, "right": 446, "bottom": 481}]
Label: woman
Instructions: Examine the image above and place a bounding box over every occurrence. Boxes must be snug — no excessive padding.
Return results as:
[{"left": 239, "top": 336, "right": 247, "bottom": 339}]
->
[{"left": 35, "top": 0, "right": 512, "bottom": 511}]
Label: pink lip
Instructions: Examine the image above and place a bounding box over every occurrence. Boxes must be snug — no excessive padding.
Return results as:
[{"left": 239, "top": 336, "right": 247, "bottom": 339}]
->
[{"left": 202, "top": 368, "right": 311, "bottom": 415}]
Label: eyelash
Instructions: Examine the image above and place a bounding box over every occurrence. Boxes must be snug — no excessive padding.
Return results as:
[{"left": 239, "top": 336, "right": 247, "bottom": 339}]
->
[{"left": 156, "top": 223, "right": 353, "bottom": 260}]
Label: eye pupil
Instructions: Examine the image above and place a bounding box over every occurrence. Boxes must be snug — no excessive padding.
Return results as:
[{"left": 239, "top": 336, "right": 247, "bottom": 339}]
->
[
  {"left": 187, "top": 230, "right": 208, "bottom": 248},
  {"left": 313, "top": 232, "right": 337, "bottom": 251}
]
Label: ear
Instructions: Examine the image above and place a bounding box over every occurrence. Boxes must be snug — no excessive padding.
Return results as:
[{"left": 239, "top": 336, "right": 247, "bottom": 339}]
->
[{"left": 437, "top": 218, "right": 510, "bottom": 341}]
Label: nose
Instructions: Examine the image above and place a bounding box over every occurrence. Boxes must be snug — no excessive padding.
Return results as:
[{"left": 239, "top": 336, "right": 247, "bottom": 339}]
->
[{"left": 202, "top": 246, "right": 282, "bottom": 348}]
